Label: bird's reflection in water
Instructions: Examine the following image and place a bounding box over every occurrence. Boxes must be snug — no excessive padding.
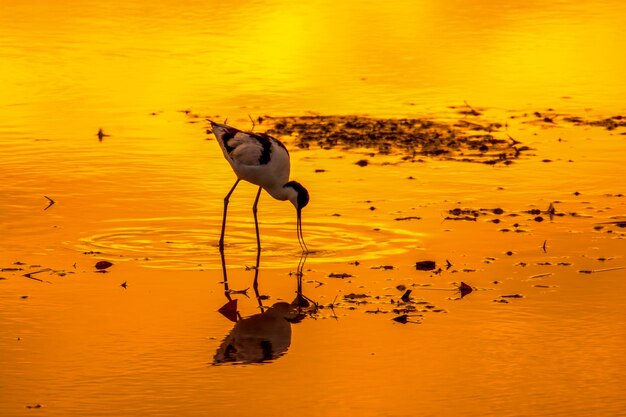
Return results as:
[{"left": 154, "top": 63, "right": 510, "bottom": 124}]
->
[
  {"left": 214, "top": 253, "right": 313, "bottom": 365},
  {"left": 214, "top": 301, "right": 298, "bottom": 364}
]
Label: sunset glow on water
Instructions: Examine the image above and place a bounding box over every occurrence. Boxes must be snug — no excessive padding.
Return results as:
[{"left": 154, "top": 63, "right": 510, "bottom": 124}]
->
[{"left": 1, "top": 1, "right": 625, "bottom": 416}]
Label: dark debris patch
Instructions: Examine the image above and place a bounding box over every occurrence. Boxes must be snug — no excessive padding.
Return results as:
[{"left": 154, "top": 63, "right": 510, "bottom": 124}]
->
[
  {"left": 328, "top": 272, "right": 353, "bottom": 279},
  {"left": 262, "top": 114, "right": 525, "bottom": 164},
  {"left": 415, "top": 260, "right": 437, "bottom": 271}
]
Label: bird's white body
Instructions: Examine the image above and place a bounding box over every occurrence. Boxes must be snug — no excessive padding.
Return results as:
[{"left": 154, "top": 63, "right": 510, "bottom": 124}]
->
[{"left": 212, "top": 123, "right": 292, "bottom": 201}]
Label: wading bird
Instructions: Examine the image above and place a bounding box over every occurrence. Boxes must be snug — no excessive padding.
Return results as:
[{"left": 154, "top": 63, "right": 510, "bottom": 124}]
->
[{"left": 210, "top": 121, "right": 309, "bottom": 254}]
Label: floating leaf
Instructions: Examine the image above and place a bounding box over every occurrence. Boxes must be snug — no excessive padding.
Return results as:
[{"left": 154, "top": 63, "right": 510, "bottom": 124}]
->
[
  {"left": 392, "top": 314, "right": 409, "bottom": 324},
  {"left": 218, "top": 299, "right": 238, "bottom": 322},
  {"left": 95, "top": 261, "right": 113, "bottom": 270},
  {"left": 459, "top": 282, "right": 473, "bottom": 298},
  {"left": 328, "top": 272, "right": 352, "bottom": 279},
  {"left": 415, "top": 260, "right": 436, "bottom": 271}
]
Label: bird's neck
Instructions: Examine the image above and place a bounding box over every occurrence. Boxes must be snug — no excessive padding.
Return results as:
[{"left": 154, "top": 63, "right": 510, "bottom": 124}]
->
[{"left": 265, "top": 184, "right": 293, "bottom": 202}]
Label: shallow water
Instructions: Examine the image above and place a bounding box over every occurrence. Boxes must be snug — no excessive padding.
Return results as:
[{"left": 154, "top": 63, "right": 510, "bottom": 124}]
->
[{"left": 1, "top": 1, "right": 626, "bottom": 416}]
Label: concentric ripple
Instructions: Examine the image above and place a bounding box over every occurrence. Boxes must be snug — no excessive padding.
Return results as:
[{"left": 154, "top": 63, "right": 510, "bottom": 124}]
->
[{"left": 69, "top": 216, "right": 423, "bottom": 270}]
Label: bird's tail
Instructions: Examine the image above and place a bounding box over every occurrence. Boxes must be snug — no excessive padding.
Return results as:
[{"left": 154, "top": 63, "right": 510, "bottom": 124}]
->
[{"left": 207, "top": 120, "right": 240, "bottom": 155}]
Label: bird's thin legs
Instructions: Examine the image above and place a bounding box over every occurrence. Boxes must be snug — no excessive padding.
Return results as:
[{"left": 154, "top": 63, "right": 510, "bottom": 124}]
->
[
  {"left": 252, "top": 186, "right": 263, "bottom": 287},
  {"left": 219, "top": 179, "right": 240, "bottom": 252},
  {"left": 297, "top": 211, "right": 309, "bottom": 254},
  {"left": 219, "top": 242, "right": 232, "bottom": 300}
]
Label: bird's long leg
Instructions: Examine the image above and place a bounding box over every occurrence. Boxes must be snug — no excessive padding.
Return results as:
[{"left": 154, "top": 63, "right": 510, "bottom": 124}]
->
[
  {"left": 219, "top": 179, "right": 240, "bottom": 253},
  {"left": 297, "top": 210, "right": 309, "bottom": 254},
  {"left": 252, "top": 186, "right": 263, "bottom": 288},
  {"left": 219, "top": 243, "right": 232, "bottom": 301}
]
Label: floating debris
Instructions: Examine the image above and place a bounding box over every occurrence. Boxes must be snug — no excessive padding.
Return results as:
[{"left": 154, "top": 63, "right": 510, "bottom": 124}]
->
[
  {"left": 578, "top": 267, "right": 625, "bottom": 274},
  {"left": 371, "top": 265, "right": 394, "bottom": 270},
  {"left": 262, "top": 114, "right": 525, "bottom": 164},
  {"left": 415, "top": 261, "right": 436, "bottom": 271},
  {"left": 458, "top": 282, "right": 473, "bottom": 298},
  {"left": 43, "top": 195, "right": 55, "bottom": 210},
  {"left": 97, "top": 128, "right": 109, "bottom": 141},
  {"left": 328, "top": 272, "right": 353, "bottom": 279},
  {"left": 530, "top": 273, "right": 553, "bottom": 279},
  {"left": 217, "top": 299, "right": 238, "bottom": 322},
  {"left": 227, "top": 288, "right": 249, "bottom": 296},
  {"left": 95, "top": 261, "right": 113, "bottom": 270},
  {"left": 22, "top": 269, "right": 52, "bottom": 283},
  {"left": 391, "top": 314, "right": 421, "bottom": 324},
  {"left": 344, "top": 293, "right": 369, "bottom": 300}
]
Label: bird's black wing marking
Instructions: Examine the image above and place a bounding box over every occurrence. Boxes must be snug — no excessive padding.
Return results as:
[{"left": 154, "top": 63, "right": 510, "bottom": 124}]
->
[
  {"left": 260, "top": 133, "right": 289, "bottom": 156},
  {"left": 248, "top": 132, "right": 274, "bottom": 164},
  {"left": 220, "top": 127, "right": 241, "bottom": 154}
]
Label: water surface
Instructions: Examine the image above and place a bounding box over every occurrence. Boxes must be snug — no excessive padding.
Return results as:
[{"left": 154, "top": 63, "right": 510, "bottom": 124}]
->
[{"left": 1, "top": 1, "right": 626, "bottom": 416}]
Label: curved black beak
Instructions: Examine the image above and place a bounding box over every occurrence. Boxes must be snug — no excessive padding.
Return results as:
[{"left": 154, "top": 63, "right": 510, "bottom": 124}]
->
[{"left": 297, "top": 208, "right": 309, "bottom": 254}]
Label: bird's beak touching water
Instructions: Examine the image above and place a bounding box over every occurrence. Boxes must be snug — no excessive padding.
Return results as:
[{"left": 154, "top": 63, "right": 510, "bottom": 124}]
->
[{"left": 297, "top": 208, "right": 308, "bottom": 254}]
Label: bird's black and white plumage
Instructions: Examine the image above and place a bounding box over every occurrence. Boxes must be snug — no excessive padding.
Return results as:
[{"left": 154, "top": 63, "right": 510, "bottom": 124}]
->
[{"left": 210, "top": 121, "right": 309, "bottom": 253}]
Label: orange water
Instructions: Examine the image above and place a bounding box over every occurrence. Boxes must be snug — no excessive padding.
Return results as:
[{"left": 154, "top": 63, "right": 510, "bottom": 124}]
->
[{"left": 1, "top": 1, "right": 626, "bottom": 416}]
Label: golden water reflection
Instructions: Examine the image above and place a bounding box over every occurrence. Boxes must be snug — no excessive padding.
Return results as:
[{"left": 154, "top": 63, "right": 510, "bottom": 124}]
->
[
  {"left": 2, "top": 0, "right": 626, "bottom": 128},
  {"left": 1, "top": 1, "right": 626, "bottom": 416}
]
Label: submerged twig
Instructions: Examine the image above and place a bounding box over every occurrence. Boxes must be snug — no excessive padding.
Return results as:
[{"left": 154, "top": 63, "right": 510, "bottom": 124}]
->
[
  {"left": 43, "top": 196, "right": 55, "bottom": 210},
  {"left": 23, "top": 268, "right": 52, "bottom": 283},
  {"left": 578, "top": 266, "right": 625, "bottom": 274},
  {"left": 227, "top": 287, "right": 250, "bottom": 297}
]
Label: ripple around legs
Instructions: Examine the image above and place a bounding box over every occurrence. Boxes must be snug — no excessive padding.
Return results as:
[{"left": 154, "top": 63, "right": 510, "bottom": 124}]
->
[{"left": 69, "top": 216, "right": 424, "bottom": 270}]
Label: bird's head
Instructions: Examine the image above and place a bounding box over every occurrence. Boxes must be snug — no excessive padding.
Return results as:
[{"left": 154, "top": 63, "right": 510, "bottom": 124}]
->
[
  {"left": 284, "top": 181, "right": 309, "bottom": 211},
  {"left": 284, "top": 181, "right": 310, "bottom": 253}
]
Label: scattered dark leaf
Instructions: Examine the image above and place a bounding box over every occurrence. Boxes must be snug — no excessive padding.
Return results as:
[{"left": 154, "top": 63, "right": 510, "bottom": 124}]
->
[
  {"left": 95, "top": 261, "right": 113, "bottom": 270},
  {"left": 328, "top": 272, "right": 352, "bottom": 279},
  {"left": 459, "top": 282, "right": 473, "bottom": 298},
  {"left": 227, "top": 288, "right": 249, "bottom": 296},
  {"left": 344, "top": 293, "right": 369, "bottom": 300},
  {"left": 392, "top": 314, "right": 409, "bottom": 324},
  {"left": 292, "top": 293, "right": 310, "bottom": 308},
  {"left": 43, "top": 195, "right": 55, "bottom": 210},
  {"left": 415, "top": 261, "right": 436, "bottom": 271},
  {"left": 218, "top": 299, "right": 238, "bottom": 322}
]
